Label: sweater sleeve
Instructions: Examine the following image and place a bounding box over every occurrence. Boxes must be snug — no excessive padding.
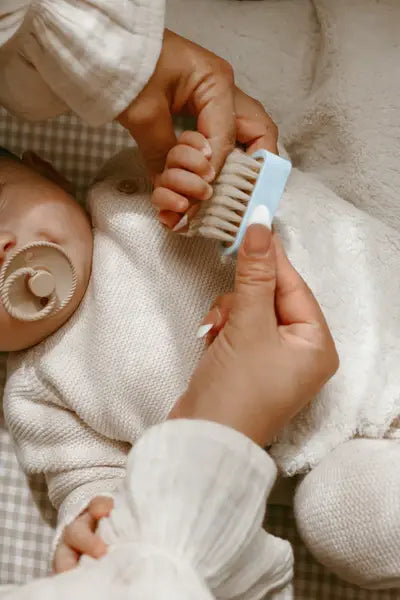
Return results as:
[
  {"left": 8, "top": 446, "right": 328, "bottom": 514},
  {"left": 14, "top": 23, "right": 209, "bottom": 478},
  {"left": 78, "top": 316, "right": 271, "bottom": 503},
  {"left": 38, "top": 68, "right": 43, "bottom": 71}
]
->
[
  {"left": 3, "top": 359, "right": 128, "bottom": 547},
  {"left": 0, "top": 0, "right": 165, "bottom": 125}
]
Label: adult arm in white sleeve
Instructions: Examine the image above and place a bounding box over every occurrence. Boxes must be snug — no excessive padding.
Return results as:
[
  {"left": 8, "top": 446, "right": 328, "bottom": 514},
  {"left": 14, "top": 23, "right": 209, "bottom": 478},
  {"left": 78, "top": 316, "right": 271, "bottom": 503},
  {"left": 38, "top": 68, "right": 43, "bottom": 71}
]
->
[
  {"left": 1, "top": 420, "right": 293, "bottom": 600},
  {"left": 3, "top": 362, "right": 128, "bottom": 548},
  {"left": 0, "top": 0, "right": 165, "bottom": 125}
]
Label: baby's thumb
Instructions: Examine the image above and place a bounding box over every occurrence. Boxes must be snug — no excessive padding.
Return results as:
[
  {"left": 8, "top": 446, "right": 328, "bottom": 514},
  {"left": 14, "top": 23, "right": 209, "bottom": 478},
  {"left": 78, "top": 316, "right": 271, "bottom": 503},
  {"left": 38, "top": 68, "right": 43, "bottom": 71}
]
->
[{"left": 233, "top": 212, "right": 278, "bottom": 330}]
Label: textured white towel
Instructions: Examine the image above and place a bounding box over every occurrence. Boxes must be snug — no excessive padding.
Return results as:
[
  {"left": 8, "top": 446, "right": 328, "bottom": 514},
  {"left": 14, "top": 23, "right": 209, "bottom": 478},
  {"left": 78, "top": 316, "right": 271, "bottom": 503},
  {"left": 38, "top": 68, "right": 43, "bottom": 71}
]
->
[{"left": 165, "top": 0, "right": 400, "bottom": 474}]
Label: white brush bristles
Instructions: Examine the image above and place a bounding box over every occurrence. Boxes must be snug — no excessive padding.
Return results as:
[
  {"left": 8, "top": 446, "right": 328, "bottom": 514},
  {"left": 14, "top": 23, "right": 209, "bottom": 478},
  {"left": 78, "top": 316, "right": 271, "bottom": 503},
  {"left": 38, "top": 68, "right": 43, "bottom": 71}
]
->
[{"left": 187, "top": 149, "right": 262, "bottom": 244}]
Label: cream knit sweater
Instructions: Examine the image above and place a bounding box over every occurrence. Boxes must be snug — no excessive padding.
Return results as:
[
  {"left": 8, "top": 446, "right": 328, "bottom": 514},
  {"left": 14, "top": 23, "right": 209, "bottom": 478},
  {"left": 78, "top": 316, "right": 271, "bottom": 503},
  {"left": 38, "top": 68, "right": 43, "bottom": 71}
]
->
[{"left": 5, "top": 149, "right": 235, "bottom": 541}]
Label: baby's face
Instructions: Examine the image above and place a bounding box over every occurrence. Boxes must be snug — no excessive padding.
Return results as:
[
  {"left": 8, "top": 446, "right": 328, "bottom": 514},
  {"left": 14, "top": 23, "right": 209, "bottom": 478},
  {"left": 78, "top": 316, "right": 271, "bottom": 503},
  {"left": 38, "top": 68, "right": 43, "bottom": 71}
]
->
[{"left": 0, "top": 156, "right": 93, "bottom": 350}]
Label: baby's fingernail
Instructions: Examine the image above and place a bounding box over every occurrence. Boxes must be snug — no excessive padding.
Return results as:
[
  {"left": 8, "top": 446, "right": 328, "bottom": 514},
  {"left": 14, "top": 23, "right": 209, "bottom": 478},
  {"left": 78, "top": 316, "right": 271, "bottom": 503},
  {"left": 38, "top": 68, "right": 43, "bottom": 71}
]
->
[
  {"left": 178, "top": 199, "right": 189, "bottom": 212},
  {"left": 204, "top": 184, "right": 213, "bottom": 200},
  {"left": 204, "top": 165, "right": 216, "bottom": 183},
  {"left": 196, "top": 324, "right": 213, "bottom": 339},
  {"left": 202, "top": 141, "right": 212, "bottom": 158}
]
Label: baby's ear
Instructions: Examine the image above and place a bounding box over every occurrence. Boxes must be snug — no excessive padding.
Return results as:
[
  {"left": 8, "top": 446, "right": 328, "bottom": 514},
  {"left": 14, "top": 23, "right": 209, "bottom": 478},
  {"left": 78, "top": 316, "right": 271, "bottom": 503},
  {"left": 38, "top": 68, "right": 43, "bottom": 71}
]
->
[{"left": 21, "top": 151, "right": 75, "bottom": 196}]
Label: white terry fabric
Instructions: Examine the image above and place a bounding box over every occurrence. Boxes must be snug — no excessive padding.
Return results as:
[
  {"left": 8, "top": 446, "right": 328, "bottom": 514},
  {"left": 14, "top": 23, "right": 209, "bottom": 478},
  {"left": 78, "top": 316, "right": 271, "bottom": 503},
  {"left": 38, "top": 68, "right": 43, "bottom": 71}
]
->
[
  {"left": 164, "top": 0, "right": 400, "bottom": 475},
  {"left": 271, "top": 168, "right": 400, "bottom": 475},
  {"left": 0, "top": 0, "right": 165, "bottom": 125},
  {"left": 294, "top": 438, "right": 400, "bottom": 589},
  {"left": 269, "top": 0, "right": 400, "bottom": 474},
  {"left": 0, "top": 420, "right": 293, "bottom": 599},
  {"left": 4, "top": 148, "right": 235, "bottom": 544}
]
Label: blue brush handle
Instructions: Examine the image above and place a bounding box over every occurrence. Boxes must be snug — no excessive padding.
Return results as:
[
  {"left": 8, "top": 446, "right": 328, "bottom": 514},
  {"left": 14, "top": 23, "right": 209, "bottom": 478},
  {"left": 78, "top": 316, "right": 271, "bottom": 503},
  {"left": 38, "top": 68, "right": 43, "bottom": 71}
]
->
[{"left": 223, "top": 149, "right": 292, "bottom": 256}]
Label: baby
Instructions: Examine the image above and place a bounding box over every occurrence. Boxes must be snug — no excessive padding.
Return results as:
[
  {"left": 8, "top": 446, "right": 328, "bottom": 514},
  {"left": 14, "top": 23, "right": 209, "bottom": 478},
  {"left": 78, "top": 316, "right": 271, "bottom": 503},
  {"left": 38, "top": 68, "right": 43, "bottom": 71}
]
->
[
  {"left": 1, "top": 133, "right": 236, "bottom": 558},
  {"left": 2, "top": 131, "right": 400, "bottom": 589}
]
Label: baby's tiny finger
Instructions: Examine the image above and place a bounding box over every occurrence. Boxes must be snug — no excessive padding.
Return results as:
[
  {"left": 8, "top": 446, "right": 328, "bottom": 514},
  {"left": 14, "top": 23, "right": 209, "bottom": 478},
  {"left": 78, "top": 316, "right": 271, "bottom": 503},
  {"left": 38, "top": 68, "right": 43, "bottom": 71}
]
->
[
  {"left": 152, "top": 187, "right": 189, "bottom": 213},
  {"left": 158, "top": 169, "right": 213, "bottom": 202},
  {"left": 53, "top": 543, "right": 80, "bottom": 574},
  {"left": 166, "top": 145, "right": 215, "bottom": 181},
  {"left": 88, "top": 496, "right": 114, "bottom": 520},
  {"left": 178, "top": 131, "right": 212, "bottom": 157},
  {"left": 64, "top": 516, "right": 106, "bottom": 559}
]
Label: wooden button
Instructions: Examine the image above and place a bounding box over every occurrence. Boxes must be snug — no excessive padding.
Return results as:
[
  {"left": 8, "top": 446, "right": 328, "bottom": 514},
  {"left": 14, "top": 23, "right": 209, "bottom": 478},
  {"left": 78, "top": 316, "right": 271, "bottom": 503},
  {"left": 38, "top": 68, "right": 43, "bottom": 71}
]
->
[{"left": 117, "top": 179, "right": 138, "bottom": 194}]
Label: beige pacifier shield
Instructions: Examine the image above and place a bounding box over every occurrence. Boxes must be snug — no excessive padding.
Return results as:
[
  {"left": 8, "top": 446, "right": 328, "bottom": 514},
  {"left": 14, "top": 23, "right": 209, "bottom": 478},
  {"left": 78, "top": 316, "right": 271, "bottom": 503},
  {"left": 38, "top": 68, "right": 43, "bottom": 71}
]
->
[{"left": 0, "top": 242, "right": 76, "bottom": 322}]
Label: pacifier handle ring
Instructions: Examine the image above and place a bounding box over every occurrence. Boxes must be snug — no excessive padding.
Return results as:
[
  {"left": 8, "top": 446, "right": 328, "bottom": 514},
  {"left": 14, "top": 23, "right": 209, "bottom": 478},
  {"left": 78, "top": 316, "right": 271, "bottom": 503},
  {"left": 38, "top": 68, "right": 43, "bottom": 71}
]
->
[{"left": 1, "top": 267, "right": 57, "bottom": 322}]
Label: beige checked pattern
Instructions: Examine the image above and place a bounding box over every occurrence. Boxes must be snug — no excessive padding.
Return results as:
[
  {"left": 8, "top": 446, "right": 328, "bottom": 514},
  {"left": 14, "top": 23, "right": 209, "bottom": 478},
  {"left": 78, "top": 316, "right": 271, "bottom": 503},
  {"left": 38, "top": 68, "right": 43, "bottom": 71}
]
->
[{"left": 0, "top": 107, "right": 397, "bottom": 599}]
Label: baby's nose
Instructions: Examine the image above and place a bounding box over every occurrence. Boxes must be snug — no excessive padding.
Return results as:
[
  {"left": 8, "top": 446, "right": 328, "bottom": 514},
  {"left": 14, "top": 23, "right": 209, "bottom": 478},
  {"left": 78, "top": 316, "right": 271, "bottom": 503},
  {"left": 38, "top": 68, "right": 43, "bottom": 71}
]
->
[{"left": 0, "top": 232, "right": 16, "bottom": 261}]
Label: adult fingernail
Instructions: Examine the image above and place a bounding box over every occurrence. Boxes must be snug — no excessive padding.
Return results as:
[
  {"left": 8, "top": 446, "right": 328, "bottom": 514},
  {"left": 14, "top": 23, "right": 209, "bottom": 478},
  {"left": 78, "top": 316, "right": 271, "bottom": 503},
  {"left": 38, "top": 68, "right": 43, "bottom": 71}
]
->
[
  {"left": 159, "top": 213, "right": 171, "bottom": 227},
  {"left": 196, "top": 307, "right": 222, "bottom": 338},
  {"left": 244, "top": 223, "right": 272, "bottom": 258},
  {"left": 196, "top": 324, "right": 213, "bottom": 339},
  {"left": 173, "top": 214, "right": 188, "bottom": 232},
  {"left": 248, "top": 205, "right": 272, "bottom": 228}
]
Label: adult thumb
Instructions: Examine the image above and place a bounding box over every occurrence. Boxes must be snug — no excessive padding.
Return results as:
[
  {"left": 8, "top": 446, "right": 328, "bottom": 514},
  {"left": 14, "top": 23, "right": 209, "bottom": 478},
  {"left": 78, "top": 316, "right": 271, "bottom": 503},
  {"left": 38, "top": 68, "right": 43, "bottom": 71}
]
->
[{"left": 233, "top": 215, "right": 278, "bottom": 329}]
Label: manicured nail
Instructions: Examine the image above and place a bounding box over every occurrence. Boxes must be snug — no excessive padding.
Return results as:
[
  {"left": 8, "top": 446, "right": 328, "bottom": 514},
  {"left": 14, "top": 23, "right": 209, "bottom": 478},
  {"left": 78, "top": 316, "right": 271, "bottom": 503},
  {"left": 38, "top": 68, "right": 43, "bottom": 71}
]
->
[
  {"left": 173, "top": 214, "right": 188, "bottom": 232},
  {"left": 202, "top": 141, "right": 212, "bottom": 158},
  {"left": 196, "top": 323, "right": 213, "bottom": 339},
  {"left": 248, "top": 205, "right": 271, "bottom": 228},
  {"left": 244, "top": 223, "right": 272, "bottom": 257}
]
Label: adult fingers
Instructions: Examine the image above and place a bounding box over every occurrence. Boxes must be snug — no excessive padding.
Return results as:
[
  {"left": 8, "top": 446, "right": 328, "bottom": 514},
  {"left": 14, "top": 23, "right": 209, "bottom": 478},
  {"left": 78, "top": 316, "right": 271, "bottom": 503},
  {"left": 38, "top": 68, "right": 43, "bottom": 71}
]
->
[
  {"left": 196, "top": 293, "right": 235, "bottom": 339},
  {"left": 53, "top": 543, "right": 79, "bottom": 574},
  {"left": 234, "top": 87, "right": 278, "bottom": 154},
  {"left": 119, "top": 92, "right": 176, "bottom": 177},
  {"left": 194, "top": 61, "right": 236, "bottom": 175},
  {"left": 232, "top": 220, "right": 278, "bottom": 331},
  {"left": 159, "top": 210, "right": 182, "bottom": 229}
]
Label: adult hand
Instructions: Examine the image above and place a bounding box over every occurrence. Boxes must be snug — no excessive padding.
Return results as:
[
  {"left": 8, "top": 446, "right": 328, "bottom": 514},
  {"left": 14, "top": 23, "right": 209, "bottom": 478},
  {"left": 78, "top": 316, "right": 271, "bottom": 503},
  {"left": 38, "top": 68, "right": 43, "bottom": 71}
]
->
[
  {"left": 170, "top": 224, "right": 339, "bottom": 447},
  {"left": 118, "top": 29, "right": 278, "bottom": 177}
]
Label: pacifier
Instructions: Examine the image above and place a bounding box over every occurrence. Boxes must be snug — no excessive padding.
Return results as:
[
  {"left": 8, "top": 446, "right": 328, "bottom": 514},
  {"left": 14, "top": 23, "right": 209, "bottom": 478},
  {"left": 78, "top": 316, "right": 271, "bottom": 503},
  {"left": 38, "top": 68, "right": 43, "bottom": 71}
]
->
[{"left": 0, "top": 242, "right": 77, "bottom": 322}]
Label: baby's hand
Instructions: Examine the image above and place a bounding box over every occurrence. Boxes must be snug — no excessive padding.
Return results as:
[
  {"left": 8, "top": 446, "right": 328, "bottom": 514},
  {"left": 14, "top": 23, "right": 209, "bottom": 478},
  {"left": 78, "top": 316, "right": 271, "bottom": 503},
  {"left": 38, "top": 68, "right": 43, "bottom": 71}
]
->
[
  {"left": 53, "top": 496, "right": 113, "bottom": 573},
  {"left": 152, "top": 131, "right": 215, "bottom": 230}
]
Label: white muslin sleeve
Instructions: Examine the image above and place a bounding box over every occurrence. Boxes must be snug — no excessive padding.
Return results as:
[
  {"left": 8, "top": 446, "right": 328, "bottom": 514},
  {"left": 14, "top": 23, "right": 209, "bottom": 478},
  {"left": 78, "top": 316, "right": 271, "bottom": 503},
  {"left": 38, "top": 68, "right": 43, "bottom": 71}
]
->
[
  {"left": 96, "top": 420, "right": 293, "bottom": 599},
  {"left": 0, "top": 0, "right": 165, "bottom": 125},
  {"left": 3, "top": 362, "right": 128, "bottom": 549},
  {"left": 1, "top": 420, "right": 293, "bottom": 600}
]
